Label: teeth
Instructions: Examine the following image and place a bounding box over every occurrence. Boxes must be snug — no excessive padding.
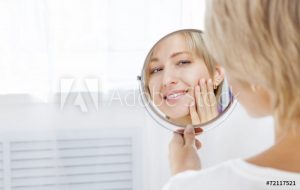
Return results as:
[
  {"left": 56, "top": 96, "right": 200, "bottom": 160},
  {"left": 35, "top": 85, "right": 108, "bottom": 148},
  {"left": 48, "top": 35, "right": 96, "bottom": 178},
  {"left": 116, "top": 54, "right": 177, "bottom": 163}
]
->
[{"left": 167, "top": 93, "right": 184, "bottom": 99}]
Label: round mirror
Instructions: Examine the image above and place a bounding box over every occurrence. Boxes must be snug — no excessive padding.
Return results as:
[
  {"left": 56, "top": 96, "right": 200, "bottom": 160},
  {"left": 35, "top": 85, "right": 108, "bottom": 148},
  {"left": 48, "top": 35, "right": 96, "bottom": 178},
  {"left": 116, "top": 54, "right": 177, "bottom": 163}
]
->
[{"left": 138, "top": 29, "right": 236, "bottom": 132}]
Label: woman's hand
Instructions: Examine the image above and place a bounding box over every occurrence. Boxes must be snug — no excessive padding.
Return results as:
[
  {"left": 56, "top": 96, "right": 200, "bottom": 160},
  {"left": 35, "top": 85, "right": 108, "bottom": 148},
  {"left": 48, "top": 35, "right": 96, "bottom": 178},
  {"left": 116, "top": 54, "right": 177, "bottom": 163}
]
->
[
  {"left": 189, "top": 78, "right": 218, "bottom": 125},
  {"left": 169, "top": 125, "right": 203, "bottom": 176}
]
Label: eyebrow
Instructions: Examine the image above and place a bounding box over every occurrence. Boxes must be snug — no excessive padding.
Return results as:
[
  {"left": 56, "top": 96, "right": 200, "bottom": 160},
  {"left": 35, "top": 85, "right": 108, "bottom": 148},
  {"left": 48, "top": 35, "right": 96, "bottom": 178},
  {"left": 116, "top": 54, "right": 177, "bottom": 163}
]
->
[
  {"left": 150, "top": 51, "right": 191, "bottom": 63},
  {"left": 150, "top": 57, "right": 159, "bottom": 63},
  {"left": 170, "top": 51, "right": 191, "bottom": 58}
]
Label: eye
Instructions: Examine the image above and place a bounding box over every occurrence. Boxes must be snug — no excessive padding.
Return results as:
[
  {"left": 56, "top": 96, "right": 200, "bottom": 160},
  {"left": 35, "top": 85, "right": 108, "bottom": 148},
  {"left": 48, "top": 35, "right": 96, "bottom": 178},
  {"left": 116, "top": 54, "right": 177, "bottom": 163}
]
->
[
  {"left": 150, "top": 67, "right": 163, "bottom": 74},
  {"left": 178, "top": 60, "right": 191, "bottom": 65}
]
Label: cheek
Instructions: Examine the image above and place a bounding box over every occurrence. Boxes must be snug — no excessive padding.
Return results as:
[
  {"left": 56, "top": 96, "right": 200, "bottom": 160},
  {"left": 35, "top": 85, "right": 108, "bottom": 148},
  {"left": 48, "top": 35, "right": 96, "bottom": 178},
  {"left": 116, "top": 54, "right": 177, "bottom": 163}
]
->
[
  {"left": 230, "top": 83, "right": 271, "bottom": 117},
  {"left": 226, "top": 76, "right": 242, "bottom": 97},
  {"left": 148, "top": 78, "right": 161, "bottom": 97},
  {"left": 230, "top": 84, "right": 259, "bottom": 116},
  {"left": 230, "top": 84, "right": 241, "bottom": 98},
  {"left": 182, "top": 65, "right": 211, "bottom": 86},
  {"left": 239, "top": 92, "right": 266, "bottom": 117}
]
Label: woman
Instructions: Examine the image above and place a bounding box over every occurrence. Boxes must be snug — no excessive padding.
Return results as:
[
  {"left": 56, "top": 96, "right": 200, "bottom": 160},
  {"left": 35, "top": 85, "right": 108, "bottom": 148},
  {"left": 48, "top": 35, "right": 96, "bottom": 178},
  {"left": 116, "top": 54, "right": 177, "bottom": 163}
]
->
[
  {"left": 145, "top": 30, "right": 225, "bottom": 125},
  {"left": 164, "top": 0, "right": 300, "bottom": 189}
]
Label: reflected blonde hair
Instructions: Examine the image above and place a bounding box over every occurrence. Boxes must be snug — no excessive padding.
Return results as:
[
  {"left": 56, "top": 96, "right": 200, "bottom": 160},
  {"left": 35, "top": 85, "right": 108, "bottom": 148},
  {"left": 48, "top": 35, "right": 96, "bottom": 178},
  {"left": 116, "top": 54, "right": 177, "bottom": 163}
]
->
[{"left": 205, "top": 0, "right": 300, "bottom": 129}]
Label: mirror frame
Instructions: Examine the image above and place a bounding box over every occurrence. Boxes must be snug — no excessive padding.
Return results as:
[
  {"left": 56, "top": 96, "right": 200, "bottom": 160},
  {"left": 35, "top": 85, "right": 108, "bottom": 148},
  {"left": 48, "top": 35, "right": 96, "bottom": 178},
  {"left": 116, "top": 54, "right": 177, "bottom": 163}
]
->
[{"left": 137, "top": 29, "right": 238, "bottom": 132}]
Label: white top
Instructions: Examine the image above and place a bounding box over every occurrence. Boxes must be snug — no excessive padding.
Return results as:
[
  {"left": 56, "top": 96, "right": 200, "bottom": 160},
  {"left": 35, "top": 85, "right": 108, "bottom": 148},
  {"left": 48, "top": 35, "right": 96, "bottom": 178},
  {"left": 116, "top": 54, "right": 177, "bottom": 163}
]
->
[{"left": 162, "top": 159, "right": 300, "bottom": 190}]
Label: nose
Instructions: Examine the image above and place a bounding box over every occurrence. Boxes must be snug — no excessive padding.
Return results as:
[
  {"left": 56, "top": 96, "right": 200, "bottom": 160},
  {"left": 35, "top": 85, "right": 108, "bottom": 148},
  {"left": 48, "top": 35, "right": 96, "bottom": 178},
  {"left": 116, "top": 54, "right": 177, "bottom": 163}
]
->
[{"left": 162, "top": 67, "right": 178, "bottom": 87}]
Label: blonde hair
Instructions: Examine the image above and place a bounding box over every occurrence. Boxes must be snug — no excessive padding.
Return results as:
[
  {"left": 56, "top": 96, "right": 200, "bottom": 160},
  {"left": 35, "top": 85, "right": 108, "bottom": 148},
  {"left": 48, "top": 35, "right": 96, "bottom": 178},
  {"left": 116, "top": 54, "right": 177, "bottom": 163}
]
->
[
  {"left": 144, "top": 30, "right": 222, "bottom": 98},
  {"left": 205, "top": 0, "right": 300, "bottom": 129}
]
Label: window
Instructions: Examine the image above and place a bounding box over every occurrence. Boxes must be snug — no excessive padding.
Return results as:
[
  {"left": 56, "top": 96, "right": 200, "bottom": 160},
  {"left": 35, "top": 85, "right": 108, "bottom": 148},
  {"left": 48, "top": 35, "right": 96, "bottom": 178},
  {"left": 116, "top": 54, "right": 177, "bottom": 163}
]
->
[{"left": 0, "top": 0, "right": 205, "bottom": 99}]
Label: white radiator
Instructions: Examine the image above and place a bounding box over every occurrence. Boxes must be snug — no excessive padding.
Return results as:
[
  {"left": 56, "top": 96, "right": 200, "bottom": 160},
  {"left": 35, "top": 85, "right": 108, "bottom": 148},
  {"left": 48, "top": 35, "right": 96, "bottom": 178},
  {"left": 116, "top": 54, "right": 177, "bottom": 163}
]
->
[{"left": 0, "top": 128, "right": 141, "bottom": 190}]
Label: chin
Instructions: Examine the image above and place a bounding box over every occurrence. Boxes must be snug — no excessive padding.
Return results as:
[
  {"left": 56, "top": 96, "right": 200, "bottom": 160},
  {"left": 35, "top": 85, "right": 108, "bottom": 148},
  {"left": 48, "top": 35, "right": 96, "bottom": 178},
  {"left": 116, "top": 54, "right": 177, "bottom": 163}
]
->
[{"left": 165, "top": 109, "right": 189, "bottom": 119}]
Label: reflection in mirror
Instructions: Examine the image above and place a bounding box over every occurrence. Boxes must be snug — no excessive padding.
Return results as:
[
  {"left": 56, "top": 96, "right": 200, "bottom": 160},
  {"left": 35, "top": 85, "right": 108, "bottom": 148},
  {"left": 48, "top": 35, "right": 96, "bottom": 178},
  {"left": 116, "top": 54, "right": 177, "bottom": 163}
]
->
[{"left": 139, "top": 29, "right": 235, "bottom": 132}]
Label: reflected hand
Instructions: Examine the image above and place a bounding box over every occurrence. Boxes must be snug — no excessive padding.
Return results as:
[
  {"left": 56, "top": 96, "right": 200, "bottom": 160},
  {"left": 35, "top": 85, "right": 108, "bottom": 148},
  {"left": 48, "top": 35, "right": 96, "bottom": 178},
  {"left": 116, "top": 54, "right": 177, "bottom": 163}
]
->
[
  {"left": 189, "top": 79, "right": 218, "bottom": 125},
  {"left": 169, "top": 125, "right": 203, "bottom": 176}
]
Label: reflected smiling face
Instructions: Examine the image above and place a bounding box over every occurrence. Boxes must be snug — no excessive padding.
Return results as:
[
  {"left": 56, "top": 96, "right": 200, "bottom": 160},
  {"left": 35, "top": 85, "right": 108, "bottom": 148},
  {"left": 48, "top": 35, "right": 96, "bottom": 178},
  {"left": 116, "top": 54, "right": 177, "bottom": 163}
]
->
[{"left": 147, "top": 33, "right": 211, "bottom": 120}]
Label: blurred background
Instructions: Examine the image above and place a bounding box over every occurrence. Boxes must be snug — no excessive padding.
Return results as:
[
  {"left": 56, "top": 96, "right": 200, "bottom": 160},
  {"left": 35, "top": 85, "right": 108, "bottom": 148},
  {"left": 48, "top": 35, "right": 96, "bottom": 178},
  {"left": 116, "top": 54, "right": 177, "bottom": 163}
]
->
[{"left": 0, "top": 0, "right": 273, "bottom": 189}]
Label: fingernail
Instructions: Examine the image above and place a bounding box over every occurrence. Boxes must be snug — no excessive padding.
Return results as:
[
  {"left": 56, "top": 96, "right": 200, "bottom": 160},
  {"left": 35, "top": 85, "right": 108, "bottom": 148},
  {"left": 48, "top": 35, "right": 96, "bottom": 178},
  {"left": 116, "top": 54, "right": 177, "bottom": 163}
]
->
[
  {"left": 194, "top": 127, "right": 203, "bottom": 133},
  {"left": 208, "top": 79, "right": 212, "bottom": 84},
  {"left": 175, "top": 129, "right": 184, "bottom": 134},
  {"left": 186, "top": 125, "right": 194, "bottom": 134}
]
